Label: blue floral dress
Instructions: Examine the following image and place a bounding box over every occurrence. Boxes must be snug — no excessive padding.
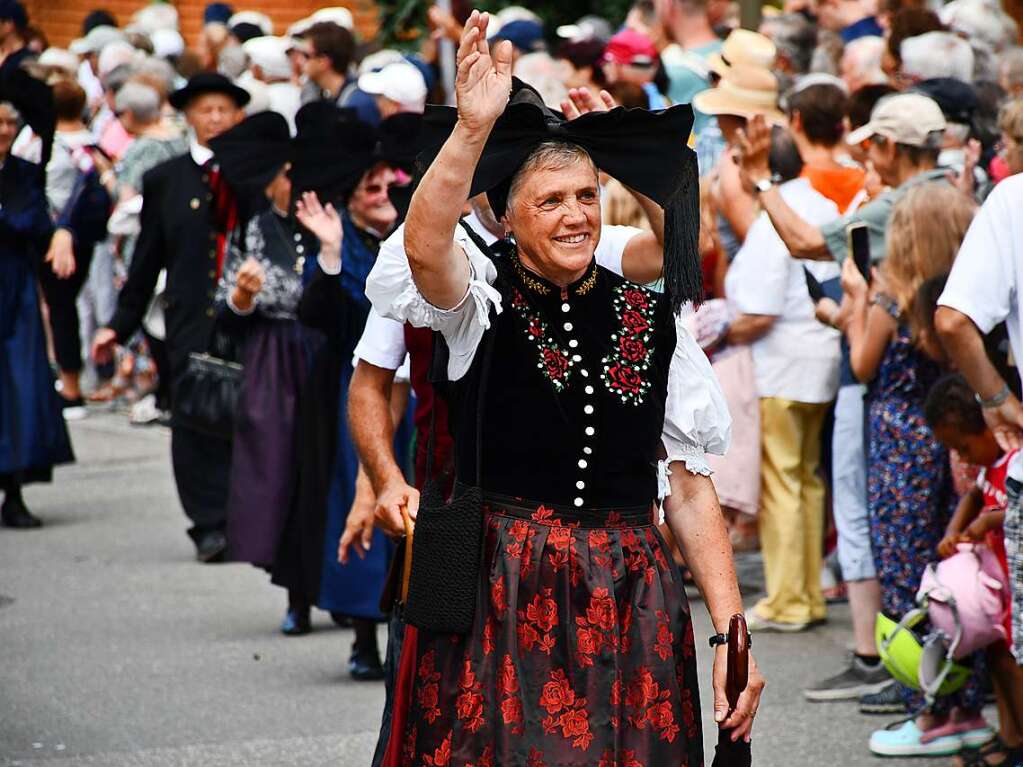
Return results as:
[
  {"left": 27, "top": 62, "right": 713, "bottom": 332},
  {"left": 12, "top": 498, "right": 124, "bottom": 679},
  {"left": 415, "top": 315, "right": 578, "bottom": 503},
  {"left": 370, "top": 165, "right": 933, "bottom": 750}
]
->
[{"left": 866, "top": 320, "right": 984, "bottom": 713}]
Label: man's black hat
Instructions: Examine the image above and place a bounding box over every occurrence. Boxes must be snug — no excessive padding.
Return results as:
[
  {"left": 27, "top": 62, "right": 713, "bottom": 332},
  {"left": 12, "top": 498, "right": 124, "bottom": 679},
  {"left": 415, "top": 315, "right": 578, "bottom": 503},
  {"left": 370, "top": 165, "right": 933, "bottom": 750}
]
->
[
  {"left": 229, "top": 21, "right": 263, "bottom": 44},
  {"left": 209, "top": 111, "right": 291, "bottom": 193},
  {"left": 416, "top": 79, "right": 702, "bottom": 312},
  {"left": 169, "top": 72, "right": 250, "bottom": 111},
  {"left": 913, "top": 78, "right": 978, "bottom": 127}
]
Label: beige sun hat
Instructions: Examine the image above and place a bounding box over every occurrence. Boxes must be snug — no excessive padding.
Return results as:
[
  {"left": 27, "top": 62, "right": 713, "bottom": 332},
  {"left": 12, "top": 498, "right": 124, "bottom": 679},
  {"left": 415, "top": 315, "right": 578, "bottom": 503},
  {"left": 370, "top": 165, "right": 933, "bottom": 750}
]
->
[
  {"left": 707, "top": 29, "right": 777, "bottom": 77},
  {"left": 692, "top": 64, "right": 785, "bottom": 122}
]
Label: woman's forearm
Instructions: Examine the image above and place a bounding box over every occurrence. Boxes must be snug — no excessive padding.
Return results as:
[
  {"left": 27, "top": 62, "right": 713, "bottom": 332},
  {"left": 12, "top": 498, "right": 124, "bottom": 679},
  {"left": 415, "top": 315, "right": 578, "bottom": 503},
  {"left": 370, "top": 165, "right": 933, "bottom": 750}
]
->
[
  {"left": 725, "top": 313, "right": 774, "bottom": 345},
  {"left": 663, "top": 468, "right": 743, "bottom": 633},
  {"left": 404, "top": 121, "right": 492, "bottom": 309}
]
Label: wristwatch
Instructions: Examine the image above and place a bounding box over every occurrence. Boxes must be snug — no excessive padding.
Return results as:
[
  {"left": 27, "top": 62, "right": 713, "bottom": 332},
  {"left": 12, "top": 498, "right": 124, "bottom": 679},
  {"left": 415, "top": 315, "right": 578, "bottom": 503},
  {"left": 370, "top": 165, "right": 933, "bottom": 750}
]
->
[{"left": 754, "top": 177, "right": 774, "bottom": 194}]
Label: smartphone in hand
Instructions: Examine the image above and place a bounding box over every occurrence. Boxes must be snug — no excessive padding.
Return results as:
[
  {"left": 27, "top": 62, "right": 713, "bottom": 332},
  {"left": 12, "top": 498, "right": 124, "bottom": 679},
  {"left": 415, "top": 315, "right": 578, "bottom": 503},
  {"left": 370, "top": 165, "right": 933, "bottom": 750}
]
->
[
  {"left": 847, "top": 222, "right": 872, "bottom": 284},
  {"left": 803, "top": 266, "right": 826, "bottom": 303}
]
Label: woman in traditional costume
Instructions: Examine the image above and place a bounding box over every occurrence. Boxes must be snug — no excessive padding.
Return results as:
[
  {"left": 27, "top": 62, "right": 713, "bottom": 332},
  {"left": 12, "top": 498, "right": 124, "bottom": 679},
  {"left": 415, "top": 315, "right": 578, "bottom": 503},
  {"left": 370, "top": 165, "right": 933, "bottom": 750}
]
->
[
  {"left": 366, "top": 12, "right": 764, "bottom": 766},
  {"left": 0, "top": 101, "right": 74, "bottom": 529}
]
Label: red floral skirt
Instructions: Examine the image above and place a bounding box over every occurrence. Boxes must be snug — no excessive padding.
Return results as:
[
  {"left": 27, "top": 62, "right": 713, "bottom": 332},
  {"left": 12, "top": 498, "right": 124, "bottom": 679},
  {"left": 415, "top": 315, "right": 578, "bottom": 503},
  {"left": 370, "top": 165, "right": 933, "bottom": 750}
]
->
[{"left": 391, "top": 493, "right": 703, "bottom": 767}]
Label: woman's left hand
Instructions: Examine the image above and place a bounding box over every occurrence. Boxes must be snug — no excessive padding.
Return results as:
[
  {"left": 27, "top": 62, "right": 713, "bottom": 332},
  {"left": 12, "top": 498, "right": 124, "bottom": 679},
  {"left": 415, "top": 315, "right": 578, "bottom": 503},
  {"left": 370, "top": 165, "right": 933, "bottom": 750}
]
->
[
  {"left": 45, "top": 228, "right": 76, "bottom": 278},
  {"left": 840, "top": 255, "right": 868, "bottom": 300},
  {"left": 713, "top": 646, "right": 765, "bottom": 742}
]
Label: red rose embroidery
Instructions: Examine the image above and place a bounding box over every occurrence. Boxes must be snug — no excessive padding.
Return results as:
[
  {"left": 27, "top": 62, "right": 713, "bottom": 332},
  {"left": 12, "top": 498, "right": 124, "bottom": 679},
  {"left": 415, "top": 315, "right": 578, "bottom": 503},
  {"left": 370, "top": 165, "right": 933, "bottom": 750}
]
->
[
  {"left": 618, "top": 334, "right": 647, "bottom": 362},
  {"left": 502, "top": 695, "right": 523, "bottom": 726},
  {"left": 539, "top": 669, "right": 576, "bottom": 714},
  {"left": 585, "top": 588, "right": 617, "bottom": 631},
  {"left": 526, "top": 748, "right": 547, "bottom": 767},
  {"left": 517, "top": 621, "right": 540, "bottom": 651},
  {"left": 559, "top": 707, "right": 589, "bottom": 739},
  {"left": 606, "top": 362, "right": 643, "bottom": 394},
  {"left": 622, "top": 288, "right": 650, "bottom": 309},
  {"left": 527, "top": 319, "right": 543, "bottom": 337},
  {"left": 526, "top": 593, "right": 559, "bottom": 632},
  {"left": 542, "top": 347, "right": 570, "bottom": 380},
  {"left": 576, "top": 625, "right": 600, "bottom": 659},
  {"left": 490, "top": 575, "right": 506, "bottom": 618},
  {"left": 508, "top": 520, "right": 529, "bottom": 542},
  {"left": 621, "top": 308, "right": 650, "bottom": 334},
  {"left": 423, "top": 731, "right": 452, "bottom": 766},
  {"left": 499, "top": 654, "right": 519, "bottom": 695},
  {"left": 547, "top": 525, "right": 572, "bottom": 551}
]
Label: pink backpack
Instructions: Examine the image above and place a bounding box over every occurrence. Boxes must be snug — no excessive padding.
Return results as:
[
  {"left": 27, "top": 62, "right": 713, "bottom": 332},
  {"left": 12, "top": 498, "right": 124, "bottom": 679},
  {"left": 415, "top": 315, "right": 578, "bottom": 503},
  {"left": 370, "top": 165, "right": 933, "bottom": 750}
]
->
[{"left": 917, "top": 543, "right": 1009, "bottom": 659}]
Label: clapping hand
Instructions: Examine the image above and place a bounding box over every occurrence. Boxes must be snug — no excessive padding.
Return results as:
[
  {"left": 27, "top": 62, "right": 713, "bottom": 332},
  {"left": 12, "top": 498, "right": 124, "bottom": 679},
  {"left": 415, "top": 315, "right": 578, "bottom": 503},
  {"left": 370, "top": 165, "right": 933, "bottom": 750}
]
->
[
  {"left": 561, "top": 88, "right": 616, "bottom": 120},
  {"left": 735, "top": 113, "right": 772, "bottom": 191},
  {"left": 295, "top": 191, "right": 342, "bottom": 270},
  {"left": 455, "top": 10, "right": 513, "bottom": 133}
]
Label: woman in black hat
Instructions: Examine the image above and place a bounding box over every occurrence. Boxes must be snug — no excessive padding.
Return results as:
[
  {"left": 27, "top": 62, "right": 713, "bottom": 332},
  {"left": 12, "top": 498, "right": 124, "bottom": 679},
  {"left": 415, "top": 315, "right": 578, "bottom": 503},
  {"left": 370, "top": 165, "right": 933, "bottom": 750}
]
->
[{"left": 369, "top": 12, "right": 763, "bottom": 765}]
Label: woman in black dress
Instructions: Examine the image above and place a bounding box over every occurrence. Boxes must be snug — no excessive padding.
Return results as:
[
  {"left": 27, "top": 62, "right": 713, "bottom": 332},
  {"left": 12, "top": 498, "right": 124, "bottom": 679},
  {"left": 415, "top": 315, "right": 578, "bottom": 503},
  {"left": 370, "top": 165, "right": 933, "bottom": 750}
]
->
[{"left": 366, "top": 12, "right": 764, "bottom": 767}]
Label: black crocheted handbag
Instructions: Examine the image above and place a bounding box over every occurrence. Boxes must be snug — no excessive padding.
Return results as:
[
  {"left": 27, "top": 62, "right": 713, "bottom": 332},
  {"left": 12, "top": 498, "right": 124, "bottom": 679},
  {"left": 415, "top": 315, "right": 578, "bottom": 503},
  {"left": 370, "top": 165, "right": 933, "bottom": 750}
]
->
[
  {"left": 174, "top": 326, "right": 243, "bottom": 441},
  {"left": 402, "top": 322, "right": 496, "bottom": 635}
]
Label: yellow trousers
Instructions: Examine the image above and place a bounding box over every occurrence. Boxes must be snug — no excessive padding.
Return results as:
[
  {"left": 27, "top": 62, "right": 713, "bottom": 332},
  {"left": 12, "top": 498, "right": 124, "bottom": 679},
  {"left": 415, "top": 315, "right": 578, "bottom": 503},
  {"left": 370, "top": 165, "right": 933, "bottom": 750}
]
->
[{"left": 753, "top": 398, "right": 830, "bottom": 625}]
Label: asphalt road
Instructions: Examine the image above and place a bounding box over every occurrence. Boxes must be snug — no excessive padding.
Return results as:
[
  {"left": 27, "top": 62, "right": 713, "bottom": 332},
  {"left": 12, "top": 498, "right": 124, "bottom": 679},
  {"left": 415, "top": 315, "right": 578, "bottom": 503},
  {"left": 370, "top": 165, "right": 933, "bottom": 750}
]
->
[{"left": 0, "top": 413, "right": 979, "bottom": 766}]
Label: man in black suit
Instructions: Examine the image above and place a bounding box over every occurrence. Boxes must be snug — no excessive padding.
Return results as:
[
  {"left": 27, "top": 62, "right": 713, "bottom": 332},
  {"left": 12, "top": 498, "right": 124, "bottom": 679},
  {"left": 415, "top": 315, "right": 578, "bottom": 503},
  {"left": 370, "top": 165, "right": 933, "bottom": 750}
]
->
[{"left": 92, "top": 74, "right": 247, "bottom": 562}]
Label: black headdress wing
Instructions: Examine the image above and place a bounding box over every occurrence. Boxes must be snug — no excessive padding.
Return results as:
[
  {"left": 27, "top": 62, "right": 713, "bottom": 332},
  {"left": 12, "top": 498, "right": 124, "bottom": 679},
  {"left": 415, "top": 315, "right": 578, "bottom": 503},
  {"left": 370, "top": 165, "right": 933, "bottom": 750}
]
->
[
  {"left": 290, "top": 102, "right": 423, "bottom": 204},
  {"left": 209, "top": 110, "right": 291, "bottom": 194},
  {"left": 416, "top": 80, "right": 702, "bottom": 312}
]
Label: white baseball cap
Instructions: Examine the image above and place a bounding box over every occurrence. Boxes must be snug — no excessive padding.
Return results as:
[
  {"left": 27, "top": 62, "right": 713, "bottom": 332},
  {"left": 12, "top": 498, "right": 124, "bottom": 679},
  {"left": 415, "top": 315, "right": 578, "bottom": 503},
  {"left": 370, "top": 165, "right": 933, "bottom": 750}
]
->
[
  {"left": 846, "top": 93, "right": 947, "bottom": 147},
  {"left": 357, "top": 61, "right": 427, "bottom": 112},
  {"left": 37, "top": 47, "right": 79, "bottom": 76},
  {"left": 69, "top": 25, "right": 126, "bottom": 55},
  {"left": 151, "top": 28, "right": 185, "bottom": 59},
  {"left": 243, "top": 36, "right": 292, "bottom": 81}
]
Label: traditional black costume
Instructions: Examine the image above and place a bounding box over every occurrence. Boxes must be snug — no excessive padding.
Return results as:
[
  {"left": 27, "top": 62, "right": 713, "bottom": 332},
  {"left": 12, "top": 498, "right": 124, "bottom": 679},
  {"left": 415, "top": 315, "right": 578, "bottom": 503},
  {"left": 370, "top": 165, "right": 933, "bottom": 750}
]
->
[
  {"left": 367, "top": 85, "right": 731, "bottom": 766},
  {"left": 107, "top": 74, "right": 250, "bottom": 550}
]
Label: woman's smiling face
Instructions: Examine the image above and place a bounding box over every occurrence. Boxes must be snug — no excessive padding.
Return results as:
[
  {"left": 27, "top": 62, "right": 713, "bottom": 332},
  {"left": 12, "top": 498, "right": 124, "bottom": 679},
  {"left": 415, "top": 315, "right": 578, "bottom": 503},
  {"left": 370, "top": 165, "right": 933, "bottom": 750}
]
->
[{"left": 504, "top": 151, "right": 602, "bottom": 287}]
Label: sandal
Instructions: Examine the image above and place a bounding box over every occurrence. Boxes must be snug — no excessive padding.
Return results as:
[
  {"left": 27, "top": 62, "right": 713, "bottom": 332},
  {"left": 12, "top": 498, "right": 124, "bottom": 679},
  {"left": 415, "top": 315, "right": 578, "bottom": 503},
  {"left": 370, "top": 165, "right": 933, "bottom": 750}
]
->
[{"left": 957, "top": 737, "right": 1023, "bottom": 767}]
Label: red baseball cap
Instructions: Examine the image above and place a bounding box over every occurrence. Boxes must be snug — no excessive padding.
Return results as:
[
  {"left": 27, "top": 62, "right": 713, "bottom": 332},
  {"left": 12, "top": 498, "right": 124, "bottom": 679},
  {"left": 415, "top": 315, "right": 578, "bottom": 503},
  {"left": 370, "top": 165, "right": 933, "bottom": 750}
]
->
[{"left": 602, "top": 29, "right": 657, "bottom": 67}]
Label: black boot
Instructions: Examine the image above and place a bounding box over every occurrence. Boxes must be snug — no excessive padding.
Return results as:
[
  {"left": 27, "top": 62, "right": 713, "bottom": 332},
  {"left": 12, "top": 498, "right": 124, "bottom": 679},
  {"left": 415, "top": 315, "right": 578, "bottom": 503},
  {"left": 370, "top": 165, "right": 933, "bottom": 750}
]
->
[{"left": 1, "top": 490, "right": 42, "bottom": 529}]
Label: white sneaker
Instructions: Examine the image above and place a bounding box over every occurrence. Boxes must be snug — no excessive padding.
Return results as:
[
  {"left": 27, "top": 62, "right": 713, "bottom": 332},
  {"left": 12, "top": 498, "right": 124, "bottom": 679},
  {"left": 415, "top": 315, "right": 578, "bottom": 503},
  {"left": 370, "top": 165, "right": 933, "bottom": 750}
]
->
[{"left": 130, "top": 394, "right": 163, "bottom": 425}]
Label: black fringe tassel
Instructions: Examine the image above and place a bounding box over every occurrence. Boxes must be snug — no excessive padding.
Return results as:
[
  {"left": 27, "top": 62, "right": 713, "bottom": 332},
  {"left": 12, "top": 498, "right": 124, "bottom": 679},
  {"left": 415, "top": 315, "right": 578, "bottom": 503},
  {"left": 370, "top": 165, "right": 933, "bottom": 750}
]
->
[{"left": 663, "top": 147, "right": 703, "bottom": 316}]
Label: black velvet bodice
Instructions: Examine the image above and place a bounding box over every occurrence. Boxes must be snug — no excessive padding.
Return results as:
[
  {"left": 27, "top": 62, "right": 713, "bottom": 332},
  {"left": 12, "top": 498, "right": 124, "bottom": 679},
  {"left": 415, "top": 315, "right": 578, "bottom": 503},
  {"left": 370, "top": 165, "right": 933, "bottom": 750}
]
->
[{"left": 450, "top": 256, "right": 676, "bottom": 508}]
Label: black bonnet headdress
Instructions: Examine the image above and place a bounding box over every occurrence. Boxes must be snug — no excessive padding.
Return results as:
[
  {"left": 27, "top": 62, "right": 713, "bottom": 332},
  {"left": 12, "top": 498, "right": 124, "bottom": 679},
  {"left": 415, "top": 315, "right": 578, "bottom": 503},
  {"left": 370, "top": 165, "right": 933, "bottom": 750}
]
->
[{"left": 416, "top": 79, "right": 703, "bottom": 313}]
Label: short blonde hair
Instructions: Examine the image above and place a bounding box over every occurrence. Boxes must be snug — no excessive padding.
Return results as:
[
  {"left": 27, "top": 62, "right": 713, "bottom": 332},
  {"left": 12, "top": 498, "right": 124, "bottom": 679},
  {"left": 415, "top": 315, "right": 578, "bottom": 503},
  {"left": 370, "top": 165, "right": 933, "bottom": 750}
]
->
[
  {"left": 999, "top": 97, "right": 1023, "bottom": 144},
  {"left": 882, "top": 182, "right": 975, "bottom": 326}
]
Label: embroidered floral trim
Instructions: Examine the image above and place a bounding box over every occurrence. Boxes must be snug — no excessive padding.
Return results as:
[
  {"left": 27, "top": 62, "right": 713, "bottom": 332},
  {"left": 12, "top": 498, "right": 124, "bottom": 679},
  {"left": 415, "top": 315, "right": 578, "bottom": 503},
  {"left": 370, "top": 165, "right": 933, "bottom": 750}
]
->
[
  {"left": 601, "top": 284, "right": 658, "bottom": 405},
  {"left": 511, "top": 289, "right": 575, "bottom": 392}
]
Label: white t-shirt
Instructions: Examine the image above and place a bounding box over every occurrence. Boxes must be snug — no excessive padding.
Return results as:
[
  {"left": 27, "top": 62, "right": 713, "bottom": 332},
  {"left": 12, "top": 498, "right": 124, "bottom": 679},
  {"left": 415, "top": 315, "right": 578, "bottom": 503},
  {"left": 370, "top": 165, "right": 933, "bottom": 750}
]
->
[
  {"left": 939, "top": 174, "right": 1023, "bottom": 368},
  {"left": 726, "top": 177, "right": 842, "bottom": 403},
  {"left": 364, "top": 220, "right": 732, "bottom": 476}
]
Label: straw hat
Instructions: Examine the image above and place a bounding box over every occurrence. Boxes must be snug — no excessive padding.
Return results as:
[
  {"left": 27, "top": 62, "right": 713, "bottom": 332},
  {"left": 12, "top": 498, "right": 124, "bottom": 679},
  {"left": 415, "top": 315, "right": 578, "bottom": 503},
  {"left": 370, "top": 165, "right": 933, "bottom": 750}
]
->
[
  {"left": 692, "top": 64, "right": 785, "bottom": 122},
  {"left": 707, "top": 29, "right": 777, "bottom": 77}
]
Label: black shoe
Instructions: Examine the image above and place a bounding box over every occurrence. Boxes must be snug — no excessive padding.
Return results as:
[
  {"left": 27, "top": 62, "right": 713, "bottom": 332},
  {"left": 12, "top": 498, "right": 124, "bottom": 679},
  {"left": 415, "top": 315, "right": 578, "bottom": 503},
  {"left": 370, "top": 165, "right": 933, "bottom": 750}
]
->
[
  {"left": 331, "top": 612, "right": 353, "bottom": 628},
  {"left": 281, "top": 608, "right": 312, "bottom": 636},
  {"left": 60, "top": 395, "right": 88, "bottom": 421},
  {"left": 196, "top": 531, "right": 227, "bottom": 563},
  {"left": 1, "top": 496, "right": 42, "bottom": 529},
  {"left": 349, "top": 644, "right": 385, "bottom": 681},
  {"left": 859, "top": 680, "right": 907, "bottom": 715}
]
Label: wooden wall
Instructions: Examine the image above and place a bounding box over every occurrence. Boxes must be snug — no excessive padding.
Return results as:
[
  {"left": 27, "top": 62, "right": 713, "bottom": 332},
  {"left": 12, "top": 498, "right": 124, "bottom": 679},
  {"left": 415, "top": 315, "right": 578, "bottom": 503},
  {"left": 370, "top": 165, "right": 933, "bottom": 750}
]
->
[{"left": 25, "top": 0, "right": 380, "bottom": 49}]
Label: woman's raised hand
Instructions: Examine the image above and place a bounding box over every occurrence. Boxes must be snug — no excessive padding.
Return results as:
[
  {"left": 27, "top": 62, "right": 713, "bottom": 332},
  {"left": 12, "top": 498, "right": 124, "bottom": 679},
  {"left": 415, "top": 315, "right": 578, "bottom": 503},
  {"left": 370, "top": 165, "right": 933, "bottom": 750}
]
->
[
  {"left": 295, "top": 190, "right": 343, "bottom": 269},
  {"left": 455, "top": 10, "right": 513, "bottom": 132},
  {"left": 560, "top": 88, "right": 616, "bottom": 120}
]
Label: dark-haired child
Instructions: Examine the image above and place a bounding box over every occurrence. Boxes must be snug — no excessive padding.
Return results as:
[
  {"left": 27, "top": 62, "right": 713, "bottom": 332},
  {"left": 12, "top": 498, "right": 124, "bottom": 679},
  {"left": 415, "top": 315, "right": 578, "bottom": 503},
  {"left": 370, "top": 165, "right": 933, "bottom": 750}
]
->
[{"left": 926, "top": 373, "right": 1023, "bottom": 765}]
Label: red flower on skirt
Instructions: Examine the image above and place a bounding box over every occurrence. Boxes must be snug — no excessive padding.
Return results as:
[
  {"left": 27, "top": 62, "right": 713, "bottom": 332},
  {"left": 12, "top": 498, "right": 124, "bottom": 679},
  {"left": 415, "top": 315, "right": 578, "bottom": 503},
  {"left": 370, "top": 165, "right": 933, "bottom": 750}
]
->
[
  {"left": 423, "top": 730, "right": 452, "bottom": 766},
  {"left": 654, "top": 610, "right": 675, "bottom": 661},
  {"left": 586, "top": 588, "right": 617, "bottom": 631},
  {"left": 526, "top": 593, "right": 559, "bottom": 632},
  {"left": 539, "top": 669, "right": 576, "bottom": 714},
  {"left": 490, "top": 575, "right": 507, "bottom": 618},
  {"left": 498, "top": 654, "right": 519, "bottom": 696}
]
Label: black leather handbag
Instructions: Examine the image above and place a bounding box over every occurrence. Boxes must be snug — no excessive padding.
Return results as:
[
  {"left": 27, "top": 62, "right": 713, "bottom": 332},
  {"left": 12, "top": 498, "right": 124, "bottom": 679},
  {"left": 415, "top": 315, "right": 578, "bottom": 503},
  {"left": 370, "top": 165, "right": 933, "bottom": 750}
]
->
[{"left": 174, "top": 328, "right": 243, "bottom": 441}]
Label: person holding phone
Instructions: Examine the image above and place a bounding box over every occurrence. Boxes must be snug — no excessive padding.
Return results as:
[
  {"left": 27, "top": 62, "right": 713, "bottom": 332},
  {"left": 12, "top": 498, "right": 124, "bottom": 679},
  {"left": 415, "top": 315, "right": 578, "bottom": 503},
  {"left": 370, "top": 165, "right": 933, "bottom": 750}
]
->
[{"left": 840, "top": 184, "right": 994, "bottom": 757}]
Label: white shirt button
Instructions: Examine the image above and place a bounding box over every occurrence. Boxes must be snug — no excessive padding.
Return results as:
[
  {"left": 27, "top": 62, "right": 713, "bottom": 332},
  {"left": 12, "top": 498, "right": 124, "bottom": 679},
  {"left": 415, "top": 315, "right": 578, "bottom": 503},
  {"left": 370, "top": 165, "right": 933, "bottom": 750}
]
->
[
  {"left": 585, "top": 426, "right": 595, "bottom": 436},
  {"left": 561, "top": 303, "right": 571, "bottom": 313},
  {"left": 574, "top": 497, "right": 584, "bottom": 507},
  {"left": 293, "top": 233, "right": 302, "bottom": 242},
  {"left": 572, "top": 354, "right": 582, "bottom": 362},
  {"left": 568, "top": 339, "right": 578, "bottom": 348},
  {"left": 578, "top": 459, "right": 588, "bottom": 469},
  {"left": 580, "top": 369, "right": 589, "bottom": 377},
  {"left": 296, "top": 244, "right": 305, "bottom": 254},
  {"left": 584, "top": 405, "right": 594, "bottom": 415},
  {"left": 583, "top": 446, "right": 593, "bottom": 455},
  {"left": 576, "top": 480, "right": 585, "bottom": 490},
  {"left": 563, "top": 322, "right": 573, "bottom": 331},
  {"left": 585, "top": 385, "right": 594, "bottom": 394}
]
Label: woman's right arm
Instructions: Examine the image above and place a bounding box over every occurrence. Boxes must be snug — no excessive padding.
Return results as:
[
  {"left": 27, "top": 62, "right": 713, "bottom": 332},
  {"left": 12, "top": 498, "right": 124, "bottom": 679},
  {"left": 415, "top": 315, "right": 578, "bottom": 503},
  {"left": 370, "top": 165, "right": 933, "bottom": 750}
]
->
[
  {"left": 840, "top": 257, "right": 894, "bottom": 383},
  {"left": 404, "top": 11, "right": 512, "bottom": 310}
]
